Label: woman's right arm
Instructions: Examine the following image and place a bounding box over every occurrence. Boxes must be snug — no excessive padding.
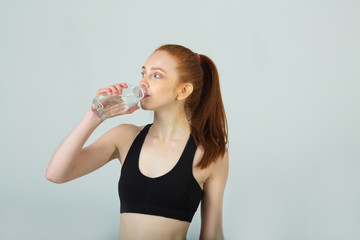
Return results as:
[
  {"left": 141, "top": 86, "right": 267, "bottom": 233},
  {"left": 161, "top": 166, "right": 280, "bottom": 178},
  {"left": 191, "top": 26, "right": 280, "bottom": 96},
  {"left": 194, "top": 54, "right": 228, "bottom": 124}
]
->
[
  {"left": 46, "top": 110, "right": 110, "bottom": 183},
  {"left": 46, "top": 83, "right": 137, "bottom": 184}
]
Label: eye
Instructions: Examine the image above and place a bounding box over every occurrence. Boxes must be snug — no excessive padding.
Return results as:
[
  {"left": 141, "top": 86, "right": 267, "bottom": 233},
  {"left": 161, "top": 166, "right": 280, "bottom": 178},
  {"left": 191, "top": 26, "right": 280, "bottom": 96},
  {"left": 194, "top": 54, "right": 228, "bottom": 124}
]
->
[
  {"left": 140, "top": 71, "right": 145, "bottom": 78},
  {"left": 152, "top": 73, "right": 161, "bottom": 79}
]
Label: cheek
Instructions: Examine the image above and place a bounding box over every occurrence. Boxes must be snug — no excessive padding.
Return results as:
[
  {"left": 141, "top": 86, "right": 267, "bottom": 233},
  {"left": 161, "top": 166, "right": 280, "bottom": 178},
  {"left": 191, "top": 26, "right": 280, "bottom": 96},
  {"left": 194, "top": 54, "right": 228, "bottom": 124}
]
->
[
  {"left": 154, "top": 82, "right": 178, "bottom": 98},
  {"left": 163, "top": 86, "right": 177, "bottom": 97}
]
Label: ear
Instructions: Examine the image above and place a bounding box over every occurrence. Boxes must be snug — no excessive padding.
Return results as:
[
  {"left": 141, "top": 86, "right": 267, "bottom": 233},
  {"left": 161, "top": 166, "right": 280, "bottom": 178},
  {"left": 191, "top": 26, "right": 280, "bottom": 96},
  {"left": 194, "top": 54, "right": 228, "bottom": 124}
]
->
[{"left": 176, "top": 83, "right": 193, "bottom": 101}]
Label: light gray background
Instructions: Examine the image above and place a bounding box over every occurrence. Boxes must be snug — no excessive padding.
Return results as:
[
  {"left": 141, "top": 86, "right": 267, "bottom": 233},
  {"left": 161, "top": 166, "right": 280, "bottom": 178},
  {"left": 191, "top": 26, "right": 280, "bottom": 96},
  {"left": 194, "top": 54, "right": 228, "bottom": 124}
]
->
[{"left": 0, "top": 0, "right": 359, "bottom": 239}]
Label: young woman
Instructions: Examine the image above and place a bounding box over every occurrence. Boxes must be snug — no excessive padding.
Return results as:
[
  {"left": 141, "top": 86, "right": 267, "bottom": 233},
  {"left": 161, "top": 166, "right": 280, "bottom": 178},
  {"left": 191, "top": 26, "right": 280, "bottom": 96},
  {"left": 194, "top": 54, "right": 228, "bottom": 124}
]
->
[{"left": 46, "top": 44, "right": 229, "bottom": 240}]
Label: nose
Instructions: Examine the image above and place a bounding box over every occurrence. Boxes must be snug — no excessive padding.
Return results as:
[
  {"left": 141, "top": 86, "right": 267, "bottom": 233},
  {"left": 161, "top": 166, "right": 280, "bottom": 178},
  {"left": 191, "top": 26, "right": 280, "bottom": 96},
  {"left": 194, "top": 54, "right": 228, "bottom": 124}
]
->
[{"left": 140, "top": 77, "right": 149, "bottom": 89}]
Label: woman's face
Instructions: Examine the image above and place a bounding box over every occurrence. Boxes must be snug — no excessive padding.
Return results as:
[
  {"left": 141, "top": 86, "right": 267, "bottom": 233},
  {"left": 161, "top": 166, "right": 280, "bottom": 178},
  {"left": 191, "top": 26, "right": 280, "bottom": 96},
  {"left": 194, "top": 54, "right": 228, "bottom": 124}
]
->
[{"left": 139, "top": 50, "right": 182, "bottom": 111}]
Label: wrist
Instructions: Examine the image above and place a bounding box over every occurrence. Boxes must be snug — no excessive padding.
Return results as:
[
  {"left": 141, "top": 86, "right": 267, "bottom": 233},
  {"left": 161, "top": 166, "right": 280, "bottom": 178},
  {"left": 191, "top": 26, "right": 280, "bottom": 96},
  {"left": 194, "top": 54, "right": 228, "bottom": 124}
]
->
[{"left": 84, "top": 109, "right": 104, "bottom": 127}]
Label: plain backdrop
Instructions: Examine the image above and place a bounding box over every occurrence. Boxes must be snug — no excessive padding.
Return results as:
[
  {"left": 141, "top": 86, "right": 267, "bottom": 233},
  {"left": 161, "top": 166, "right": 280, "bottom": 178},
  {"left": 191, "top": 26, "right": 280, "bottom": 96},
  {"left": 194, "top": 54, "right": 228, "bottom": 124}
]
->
[{"left": 0, "top": 0, "right": 359, "bottom": 239}]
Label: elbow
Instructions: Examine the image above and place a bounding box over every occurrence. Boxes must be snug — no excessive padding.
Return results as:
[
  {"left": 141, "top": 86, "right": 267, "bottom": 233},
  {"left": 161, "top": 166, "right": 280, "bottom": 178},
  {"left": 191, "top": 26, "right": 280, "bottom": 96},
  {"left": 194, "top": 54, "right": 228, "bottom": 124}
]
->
[{"left": 46, "top": 169, "right": 66, "bottom": 184}]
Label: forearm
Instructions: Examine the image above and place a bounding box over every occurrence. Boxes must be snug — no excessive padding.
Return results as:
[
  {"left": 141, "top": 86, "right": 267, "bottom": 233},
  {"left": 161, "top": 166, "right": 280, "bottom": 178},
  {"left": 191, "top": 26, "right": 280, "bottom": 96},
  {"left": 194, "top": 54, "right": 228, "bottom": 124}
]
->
[{"left": 46, "top": 109, "right": 102, "bottom": 183}]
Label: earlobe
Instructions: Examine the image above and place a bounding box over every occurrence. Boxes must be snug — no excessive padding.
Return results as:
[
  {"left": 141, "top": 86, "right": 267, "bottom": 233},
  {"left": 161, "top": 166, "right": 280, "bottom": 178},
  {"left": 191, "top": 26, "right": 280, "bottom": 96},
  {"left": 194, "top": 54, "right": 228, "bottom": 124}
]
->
[{"left": 177, "top": 83, "right": 193, "bottom": 101}]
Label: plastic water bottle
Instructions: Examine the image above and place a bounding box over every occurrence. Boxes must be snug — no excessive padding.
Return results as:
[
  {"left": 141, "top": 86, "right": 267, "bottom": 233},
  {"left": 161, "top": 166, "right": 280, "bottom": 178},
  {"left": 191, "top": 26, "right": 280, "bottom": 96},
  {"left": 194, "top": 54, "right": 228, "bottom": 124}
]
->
[{"left": 91, "top": 85, "right": 145, "bottom": 120}]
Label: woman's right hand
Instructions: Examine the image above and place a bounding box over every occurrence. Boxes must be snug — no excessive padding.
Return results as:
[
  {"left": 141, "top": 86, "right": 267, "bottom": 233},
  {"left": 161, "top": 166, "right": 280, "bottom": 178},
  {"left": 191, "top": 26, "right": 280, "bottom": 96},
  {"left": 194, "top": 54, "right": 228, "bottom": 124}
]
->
[
  {"left": 95, "top": 82, "right": 140, "bottom": 117},
  {"left": 96, "top": 82, "right": 128, "bottom": 96}
]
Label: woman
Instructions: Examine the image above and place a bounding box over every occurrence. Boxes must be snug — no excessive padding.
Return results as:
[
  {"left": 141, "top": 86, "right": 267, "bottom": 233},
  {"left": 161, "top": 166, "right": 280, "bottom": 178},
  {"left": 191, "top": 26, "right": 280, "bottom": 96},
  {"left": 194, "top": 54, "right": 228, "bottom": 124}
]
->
[{"left": 46, "top": 44, "right": 229, "bottom": 240}]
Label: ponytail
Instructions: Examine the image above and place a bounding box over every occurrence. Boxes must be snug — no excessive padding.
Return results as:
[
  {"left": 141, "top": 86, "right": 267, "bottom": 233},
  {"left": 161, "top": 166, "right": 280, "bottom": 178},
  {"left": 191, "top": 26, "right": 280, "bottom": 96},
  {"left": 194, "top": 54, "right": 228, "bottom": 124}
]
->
[
  {"left": 191, "top": 55, "right": 228, "bottom": 169},
  {"left": 155, "top": 44, "right": 228, "bottom": 169}
]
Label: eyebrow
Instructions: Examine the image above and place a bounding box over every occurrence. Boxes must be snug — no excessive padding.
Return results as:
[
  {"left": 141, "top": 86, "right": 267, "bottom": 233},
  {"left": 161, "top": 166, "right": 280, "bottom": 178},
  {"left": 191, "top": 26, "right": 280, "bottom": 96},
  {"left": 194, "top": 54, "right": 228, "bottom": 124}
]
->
[{"left": 142, "top": 66, "right": 167, "bottom": 73}]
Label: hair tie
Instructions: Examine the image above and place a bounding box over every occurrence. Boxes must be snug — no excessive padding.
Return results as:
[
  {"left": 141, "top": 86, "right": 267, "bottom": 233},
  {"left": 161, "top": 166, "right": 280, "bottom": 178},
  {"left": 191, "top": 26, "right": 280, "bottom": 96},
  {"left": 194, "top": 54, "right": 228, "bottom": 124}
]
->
[{"left": 195, "top": 53, "right": 200, "bottom": 61}]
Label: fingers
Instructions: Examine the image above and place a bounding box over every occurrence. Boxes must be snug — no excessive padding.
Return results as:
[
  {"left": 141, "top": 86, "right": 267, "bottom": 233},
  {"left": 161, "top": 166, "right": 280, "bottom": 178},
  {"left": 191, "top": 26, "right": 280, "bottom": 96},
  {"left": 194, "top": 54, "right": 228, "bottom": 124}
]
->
[
  {"left": 119, "top": 105, "right": 140, "bottom": 115},
  {"left": 120, "top": 105, "right": 140, "bottom": 115},
  {"left": 108, "top": 105, "right": 140, "bottom": 118},
  {"left": 96, "top": 82, "right": 128, "bottom": 96},
  {"left": 96, "top": 88, "right": 111, "bottom": 96},
  {"left": 126, "top": 105, "right": 140, "bottom": 113}
]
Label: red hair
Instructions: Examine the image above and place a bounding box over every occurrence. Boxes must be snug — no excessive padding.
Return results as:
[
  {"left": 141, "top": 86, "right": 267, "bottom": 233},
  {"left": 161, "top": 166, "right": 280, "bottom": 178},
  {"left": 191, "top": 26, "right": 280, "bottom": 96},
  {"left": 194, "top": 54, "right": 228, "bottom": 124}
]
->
[{"left": 156, "top": 44, "right": 228, "bottom": 169}]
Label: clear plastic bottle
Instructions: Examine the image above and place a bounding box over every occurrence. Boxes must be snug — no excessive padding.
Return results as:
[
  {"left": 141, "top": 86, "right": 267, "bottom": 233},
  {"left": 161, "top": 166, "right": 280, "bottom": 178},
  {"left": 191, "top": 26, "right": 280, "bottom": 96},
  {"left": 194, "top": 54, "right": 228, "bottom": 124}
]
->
[{"left": 91, "top": 85, "right": 145, "bottom": 120}]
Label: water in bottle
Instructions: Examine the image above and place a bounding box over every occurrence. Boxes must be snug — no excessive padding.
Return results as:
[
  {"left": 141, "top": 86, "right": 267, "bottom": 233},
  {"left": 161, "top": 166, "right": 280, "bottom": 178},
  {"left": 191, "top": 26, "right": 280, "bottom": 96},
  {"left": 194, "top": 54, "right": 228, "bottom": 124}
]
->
[{"left": 91, "top": 85, "right": 145, "bottom": 120}]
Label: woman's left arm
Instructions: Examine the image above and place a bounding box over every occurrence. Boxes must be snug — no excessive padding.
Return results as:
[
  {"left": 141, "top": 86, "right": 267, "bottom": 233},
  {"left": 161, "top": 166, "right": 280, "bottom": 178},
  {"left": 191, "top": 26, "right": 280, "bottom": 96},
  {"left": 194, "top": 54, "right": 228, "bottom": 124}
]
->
[{"left": 200, "top": 150, "right": 229, "bottom": 240}]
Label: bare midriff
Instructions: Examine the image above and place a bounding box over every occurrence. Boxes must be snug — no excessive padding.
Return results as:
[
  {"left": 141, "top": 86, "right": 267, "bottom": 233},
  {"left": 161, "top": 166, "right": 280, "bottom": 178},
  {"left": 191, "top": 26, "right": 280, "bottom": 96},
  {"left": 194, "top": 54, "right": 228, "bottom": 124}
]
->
[{"left": 119, "top": 213, "right": 190, "bottom": 240}]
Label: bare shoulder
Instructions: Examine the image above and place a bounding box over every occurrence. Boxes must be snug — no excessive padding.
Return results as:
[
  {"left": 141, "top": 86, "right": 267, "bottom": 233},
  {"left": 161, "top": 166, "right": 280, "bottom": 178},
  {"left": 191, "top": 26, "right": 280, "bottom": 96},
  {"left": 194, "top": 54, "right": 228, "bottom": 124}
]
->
[
  {"left": 194, "top": 146, "right": 229, "bottom": 167},
  {"left": 210, "top": 148, "right": 229, "bottom": 178},
  {"left": 193, "top": 147, "right": 229, "bottom": 189},
  {"left": 207, "top": 150, "right": 229, "bottom": 188},
  {"left": 111, "top": 123, "right": 143, "bottom": 136},
  {"left": 110, "top": 124, "right": 148, "bottom": 164}
]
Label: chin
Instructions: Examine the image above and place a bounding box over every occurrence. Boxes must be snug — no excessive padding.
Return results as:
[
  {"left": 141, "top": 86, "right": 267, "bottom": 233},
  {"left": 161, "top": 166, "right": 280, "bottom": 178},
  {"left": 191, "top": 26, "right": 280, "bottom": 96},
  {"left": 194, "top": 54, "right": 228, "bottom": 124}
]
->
[{"left": 140, "top": 102, "right": 152, "bottom": 110}]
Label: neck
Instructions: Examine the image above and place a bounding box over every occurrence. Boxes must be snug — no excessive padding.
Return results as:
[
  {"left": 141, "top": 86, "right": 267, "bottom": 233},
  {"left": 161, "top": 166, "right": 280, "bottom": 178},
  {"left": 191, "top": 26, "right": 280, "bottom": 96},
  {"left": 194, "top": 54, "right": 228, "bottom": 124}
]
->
[{"left": 150, "top": 107, "right": 190, "bottom": 143}]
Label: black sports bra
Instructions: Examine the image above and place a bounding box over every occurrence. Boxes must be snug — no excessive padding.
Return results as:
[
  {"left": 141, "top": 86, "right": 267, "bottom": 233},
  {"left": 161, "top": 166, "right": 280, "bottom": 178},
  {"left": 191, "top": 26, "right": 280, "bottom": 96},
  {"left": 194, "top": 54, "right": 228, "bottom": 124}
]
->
[{"left": 118, "top": 124, "right": 203, "bottom": 222}]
